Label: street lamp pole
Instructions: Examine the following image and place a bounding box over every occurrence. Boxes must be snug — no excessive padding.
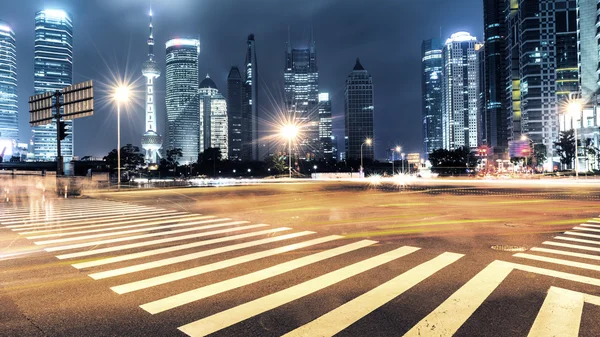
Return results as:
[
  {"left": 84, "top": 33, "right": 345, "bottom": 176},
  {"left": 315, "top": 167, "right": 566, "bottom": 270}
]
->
[
  {"left": 288, "top": 138, "right": 292, "bottom": 179},
  {"left": 117, "top": 100, "right": 121, "bottom": 191},
  {"left": 391, "top": 149, "right": 394, "bottom": 175},
  {"left": 567, "top": 101, "right": 582, "bottom": 180},
  {"left": 360, "top": 138, "right": 372, "bottom": 177}
]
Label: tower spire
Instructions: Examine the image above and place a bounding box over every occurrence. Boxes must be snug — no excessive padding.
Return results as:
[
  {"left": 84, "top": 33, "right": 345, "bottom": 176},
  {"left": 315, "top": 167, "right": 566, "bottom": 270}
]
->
[{"left": 147, "top": 7, "right": 154, "bottom": 60}]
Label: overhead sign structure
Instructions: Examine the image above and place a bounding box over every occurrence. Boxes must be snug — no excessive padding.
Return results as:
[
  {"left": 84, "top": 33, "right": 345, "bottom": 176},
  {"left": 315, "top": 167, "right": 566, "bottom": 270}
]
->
[{"left": 28, "top": 80, "right": 94, "bottom": 175}]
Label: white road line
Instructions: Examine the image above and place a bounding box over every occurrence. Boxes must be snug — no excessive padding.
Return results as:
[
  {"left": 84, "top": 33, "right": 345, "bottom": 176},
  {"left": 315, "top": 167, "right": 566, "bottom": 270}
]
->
[
  {"left": 91, "top": 231, "right": 320, "bottom": 280},
  {"left": 543, "top": 241, "right": 600, "bottom": 253},
  {"left": 177, "top": 245, "right": 420, "bottom": 337},
  {"left": 44, "top": 220, "right": 242, "bottom": 252},
  {"left": 283, "top": 252, "right": 464, "bottom": 337},
  {"left": 2, "top": 206, "right": 157, "bottom": 225},
  {"left": 33, "top": 216, "right": 216, "bottom": 245},
  {"left": 573, "top": 226, "right": 600, "bottom": 233},
  {"left": 25, "top": 214, "right": 209, "bottom": 239},
  {"left": 530, "top": 247, "right": 600, "bottom": 261},
  {"left": 56, "top": 223, "right": 271, "bottom": 260},
  {"left": 527, "top": 286, "right": 583, "bottom": 337},
  {"left": 1, "top": 203, "right": 156, "bottom": 219},
  {"left": 403, "top": 259, "right": 514, "bottom": 337},
  {"left": 15, "top": 210, "right": 183, "bottom": 233},
  {"left": 514, "top": 253, "right": 600, "bottom": 272},
  {"left": 555, "top": 236, "right": 600, "bottom": 246},
  {"left": 564, "top": 231, "right": 600, "bottom": 239},
  {"left": 135, "top": 240, "right": 376, "bottom": 306},
  {"left": 3, "top": 206, "right": 159, "bottom": 225},
  {"left": 72, "top": 225, "right": 280, "bottom": 268},
  {"left": 0, "top": 202, "right": 137, "bottom": 216},
  {"left": 581, "top": 223, "right": 600, "bottom": 229}
]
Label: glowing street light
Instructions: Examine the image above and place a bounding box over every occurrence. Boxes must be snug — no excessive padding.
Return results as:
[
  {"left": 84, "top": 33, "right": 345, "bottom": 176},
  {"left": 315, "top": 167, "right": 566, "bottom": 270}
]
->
[
  {"left": 281, "top": 124, "right": 299, "bottom": 179},
  {"left": 360, "top": 138, "right": 372, "bottom": 176},
  {"left": 567, "top": 100, "right": 582, "bottom": 179},
  {"left": 392, "top": 146, "right": 401, "bottom": 174},
  {"left": 114, "top": 85, "right": 130, "bottom": 191}
]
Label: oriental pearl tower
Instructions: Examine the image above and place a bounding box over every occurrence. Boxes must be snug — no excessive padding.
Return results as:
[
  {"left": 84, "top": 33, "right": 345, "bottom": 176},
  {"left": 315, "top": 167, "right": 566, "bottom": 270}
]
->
[{"left": 141, "top": 8, "right": 162, "bottom": 163}]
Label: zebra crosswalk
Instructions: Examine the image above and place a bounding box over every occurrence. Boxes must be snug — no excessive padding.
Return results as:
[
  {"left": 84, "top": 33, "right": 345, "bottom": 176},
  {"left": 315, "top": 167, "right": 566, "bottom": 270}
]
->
[{"left": 2, "top": 198, "right": 600, "bottom": 336}]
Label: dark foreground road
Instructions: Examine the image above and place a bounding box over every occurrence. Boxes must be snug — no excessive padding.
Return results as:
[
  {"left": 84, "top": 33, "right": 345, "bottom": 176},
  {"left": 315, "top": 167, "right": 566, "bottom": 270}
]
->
[{"left": 1, "top": 180, "right": 600, "bottom": 336}]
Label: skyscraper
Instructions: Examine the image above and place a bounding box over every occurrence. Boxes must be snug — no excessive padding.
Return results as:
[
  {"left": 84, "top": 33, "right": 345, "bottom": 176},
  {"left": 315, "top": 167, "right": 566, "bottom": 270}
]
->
[
  {"left": 140, "top": 9, "right": 162, "bottom": 164},
  {"left": 318, "top": 93, "right": 333, "bottom": 161},
  {"left": 482, "top": 0, "right": 508, "bottom": 152},
  {"left": 199, "top": 74, "right": 228, "bottom": 159},
  {"left": 242, "top": 34, "right": 259, "bottom": 161},
  {"left": 227, "top": 66, "right": 243, "bottom": 161},
  {"left": 421, "top": 39, "right": 443, "bottom": 159},
  {"left": 442, "top": 32, "right": 481, "bottom": 150},
  {"left": 578, "top": 0, "right": 599, "bottom": 101},
  {"left": 285, "top": 33, "right": 319, "bottom": 160},
  {"left": 32, "top": 9, "right": 73, "bottom": 161},
  {"left": 165, "top": 38, "right": 200, "bottom": 165},
  {"left": 0, "top": 21, "right": 18, "bottom": 151},
  {"left": 506, "top": 0, "right": 577, "bottom": 162},
  {"left": 345, "top": 58, "right": 374, "bottom": 161}
]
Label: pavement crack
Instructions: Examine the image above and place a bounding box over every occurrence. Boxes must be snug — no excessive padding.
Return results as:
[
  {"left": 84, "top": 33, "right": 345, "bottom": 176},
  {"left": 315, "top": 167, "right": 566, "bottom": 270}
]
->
[{"left": 22, "top": 313, "right": 47, "bottom": 336}]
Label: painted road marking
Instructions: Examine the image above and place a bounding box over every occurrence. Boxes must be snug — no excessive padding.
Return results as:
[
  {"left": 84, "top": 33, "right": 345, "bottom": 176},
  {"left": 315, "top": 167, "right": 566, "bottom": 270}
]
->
[
  {"left": 71, "top": 225, "right": 282, "bottom": 268},
  {"left": 90, "top": 231, "right": 320, "bottom": 280},
  {"left": 530, "top": 247, "right": 600, "bottom": 261},
  {"left": 514, "top": 253, "right": 600, "bottom": 272},
  {"left": 33, "top": 216, "right": 217, "bottom": 245},
  {"left": 564, "top": 231, "right": 600, "bottom": 240},
  {"left": 527, "top": 286, "right": 583, "bottom": 337},
  {"left": 25, "top": 214, "right": 210, "bottom": 239},
  {"left": 137, "top": 240, "right": 377, "bottom": 310},
  {"left": 44, "top": 220, "right": 244, "bottom": 252},
  {"left": 403, "top": 260, "right": 600, "bottom": 337},
  {"left": 543, "top": 241, "right": 600, "bottom": 253},
  {"left": 0, "top": 202, "right": 148, "bottom": 217},
  {"left": 177, "top": 246, "right": 420, "bottom": 337},
  {"left": 581, "top": 223, "right": 600, "bottom": 229},
  {"left": 555, "top": 236, "right": 600, "bottom": 246},
  {"left": 573, "top": 226, "right": 600, "bottom": 233},
  {"left": 2, "top": 205, "right": 158, "bottom": 224},
  {"left": 15, "top": 210, "right": 184, "bottom": 233},
  {"left": 283, "top": 252, "right": 463, "bottom": 337}
]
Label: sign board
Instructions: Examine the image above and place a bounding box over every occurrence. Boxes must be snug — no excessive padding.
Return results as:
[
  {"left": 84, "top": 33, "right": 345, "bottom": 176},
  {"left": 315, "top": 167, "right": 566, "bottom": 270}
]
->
[
  {"left": 62, "top": 80, "right": 94, "bottom": 120},
  {"left": 407, "top": 153, "right": 421, "bottom": 164},
  {"left": 508, "top": 140, "right": 531, "bottom": 158},
  {"left": 28, "top": 92, "right": 54, "bottom": 126}
]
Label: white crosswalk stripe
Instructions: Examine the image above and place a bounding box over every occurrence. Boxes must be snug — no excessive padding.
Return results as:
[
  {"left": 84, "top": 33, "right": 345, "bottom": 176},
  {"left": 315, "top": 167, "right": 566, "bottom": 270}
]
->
[{"left": 6, "top": 200, "right": 600, "bottom": 337}]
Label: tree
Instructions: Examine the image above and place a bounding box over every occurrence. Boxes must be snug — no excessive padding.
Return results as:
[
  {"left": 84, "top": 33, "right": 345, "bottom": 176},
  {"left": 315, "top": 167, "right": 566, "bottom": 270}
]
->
[
  {"left": 104, "top": 144, "right": 145, "bottom": 170},
  {"left": 428, "top": 147, "right": 478, "bottom": 176},
  {"left": 268, "top": 153, "right": 287, "bottom": 174},
  {"left": 198, "top": 147, "right": 222, "bottom": 164},
  {"left": 533, "top": 143, "right": 547, "bottom": 168},
  {"left": 554, "top": 130, "right": 576, "bottom": 169},
  {"left": 165, "top": 148, "right": 183, "bottom": 167}
]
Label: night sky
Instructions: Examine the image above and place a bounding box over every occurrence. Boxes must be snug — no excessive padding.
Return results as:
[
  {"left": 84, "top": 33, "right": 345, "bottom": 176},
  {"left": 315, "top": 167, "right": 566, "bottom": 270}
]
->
[{"left": 2, "top": 0, "right": 482, "bottom": 159}]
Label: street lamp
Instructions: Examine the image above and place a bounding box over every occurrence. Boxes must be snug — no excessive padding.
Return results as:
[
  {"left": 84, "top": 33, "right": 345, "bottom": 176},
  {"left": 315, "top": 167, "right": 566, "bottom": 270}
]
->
[
  {"left": 392, "top": 146, "right": 401, "bottom": 175},
  {"left": 520, "top": 135, "right": 534, "bottom": 173},
  {"left": 281, "top": 124, "right": 298, "bottom": 179},
  {"left": 361, "top": 138, "right": 372, "bottom": 176},
  {"left": 114, "top": 85, "right": 130, "bottom": 191},
  {"left": 401, "top": 152, "right": 406, "bottom": 173},
  {"left": 567, "top": 101, "right": 582, "bottom": 179}
]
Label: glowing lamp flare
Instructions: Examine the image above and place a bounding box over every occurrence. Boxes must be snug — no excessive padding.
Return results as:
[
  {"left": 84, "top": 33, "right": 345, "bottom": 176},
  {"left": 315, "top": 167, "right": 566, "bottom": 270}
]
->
[
  {"left": 114, "top": 86, "right": 130, "bottom": 102},
  {"left": 365, "top": 138, "right": 372, "bottom": 145},
  {"left": 281, "top": 124, "right": 298, "bottom": 140},
  {"left": 567, "top": 101, "right": 582, "bottom": 116}
]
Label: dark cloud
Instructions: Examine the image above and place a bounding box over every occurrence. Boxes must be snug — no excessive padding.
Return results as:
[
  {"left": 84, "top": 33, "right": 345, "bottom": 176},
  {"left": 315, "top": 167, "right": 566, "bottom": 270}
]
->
[{"left": 1, "top": 0, "right": 482, "bottom": 158}]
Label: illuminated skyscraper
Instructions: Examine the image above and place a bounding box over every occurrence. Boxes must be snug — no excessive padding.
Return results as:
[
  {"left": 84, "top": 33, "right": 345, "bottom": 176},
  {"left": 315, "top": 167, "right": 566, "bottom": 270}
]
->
[
  {"left": 285, "top": 33, "right": 319, "bottom": 160},
  {"left": 345, "top": 58, "right": 374, "bottom": 161},
  {"left": 199, "top": 74, "right": 228, "bottom": 159},
  {"left": 227, "top": 66, "right": 243, "bottom": 161},
  {"left": 0, "top": 21, "right": 18, "bottom": 154},
  {"left": 242, "top": 34, "right": 258, "bottom": 161},
  {"left": 32, "top": 9, "right": 73, "bottom": 161},
  {"left": 442, "top": 32, "right": 481, "bottom": 150},
  {"left": 165, "top": 38, "right": 200, "bottom": 164},
  {"left": 318, "top": 93, "right": 333, "bottom": 161},
  {"left": 140, "top": 9, "right": 162, "bottom": 164},
  {"left": 421, "top": 38, "right": 443, "bottom": 158}
]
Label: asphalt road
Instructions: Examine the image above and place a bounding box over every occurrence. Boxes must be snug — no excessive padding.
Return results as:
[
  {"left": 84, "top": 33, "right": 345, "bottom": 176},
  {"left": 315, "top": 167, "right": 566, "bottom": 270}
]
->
[{"left": 2, "top": 180, "right": 600, "bottom": 336}]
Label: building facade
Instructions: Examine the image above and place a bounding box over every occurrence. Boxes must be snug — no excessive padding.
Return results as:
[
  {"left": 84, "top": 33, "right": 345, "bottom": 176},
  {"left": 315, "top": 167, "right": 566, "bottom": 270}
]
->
[
  {"left": 32, "top": 9, "right": 73, "bottom": 161},
  {"left": 0, "top": 21, "right": 18, "bottom": 151},
  {"left": 345, "top": 58, "right": 374, "bottom": 161},
  {"left": 199, "top": 75, "right": 228, "bottom": 159},
  {"left": 421, "top": 38, "right": 443, "bottom": 159},
  {"left": 442, "top": 32, "right": 481, "bottom": 150},
  {"left": 242, "top": 34, "right": 258, "bottom": 161},
  {"left": 506, "top": 0, "right": 578, "bottom": 164},
  {"left": 227, "top": 66, "right": 243, "bottom": 161},
  {"left": 482, "top": 0, "right": 508, "bottom": 152},
  {"left": 140, "top": 9, "right": 162, "bottom": 164},
  {"left": 165, "top": 38, "right": 200, "bottom": 165},
  {"left": 318, "top": 92, "right": 333, "bottom": 161},
  {"left": 284, "top": 35, "right": 319, "bottom": 160}
]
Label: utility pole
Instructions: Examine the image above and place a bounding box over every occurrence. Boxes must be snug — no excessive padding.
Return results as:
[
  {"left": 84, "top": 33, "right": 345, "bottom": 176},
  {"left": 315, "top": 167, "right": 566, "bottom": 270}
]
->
[{"left": 54, "top": 90, "right": 63, "bottom": 176}]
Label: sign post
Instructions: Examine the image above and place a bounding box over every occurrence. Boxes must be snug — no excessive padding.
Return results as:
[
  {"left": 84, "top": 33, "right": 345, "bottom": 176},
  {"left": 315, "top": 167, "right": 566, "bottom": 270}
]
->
[{"left": 29, "top": 80, "right": 94, "bottom": 176}]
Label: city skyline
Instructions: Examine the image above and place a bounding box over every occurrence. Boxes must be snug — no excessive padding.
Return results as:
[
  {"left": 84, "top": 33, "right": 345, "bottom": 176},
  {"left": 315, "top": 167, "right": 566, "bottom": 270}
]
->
[{"left": 0, "top": 0, "right": 483, "bottom": 160}]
